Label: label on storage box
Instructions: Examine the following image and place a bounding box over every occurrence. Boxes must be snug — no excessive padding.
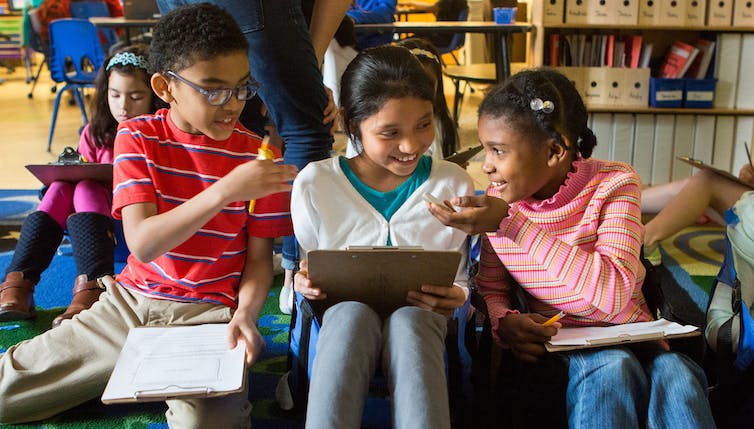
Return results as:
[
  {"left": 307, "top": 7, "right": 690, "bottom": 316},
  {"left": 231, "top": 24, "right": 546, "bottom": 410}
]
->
[
  {"left": 686, "top": 91, "right": 714, "bottom": 101},
  {"left": 656, "top": 90, "right": 683, "bottom": 101}
]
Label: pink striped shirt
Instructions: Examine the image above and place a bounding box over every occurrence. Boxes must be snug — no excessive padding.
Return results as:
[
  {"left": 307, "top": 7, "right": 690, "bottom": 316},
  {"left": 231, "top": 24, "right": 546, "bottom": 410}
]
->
[{"left": 476, "top": 158, "right": 652, "bottom": 346}]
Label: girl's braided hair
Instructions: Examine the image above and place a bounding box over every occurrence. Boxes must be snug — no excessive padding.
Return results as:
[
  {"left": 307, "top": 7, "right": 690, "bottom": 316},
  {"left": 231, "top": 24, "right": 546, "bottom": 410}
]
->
[{"left": 478, "top": 68, "right": 597, "bottom": 159}]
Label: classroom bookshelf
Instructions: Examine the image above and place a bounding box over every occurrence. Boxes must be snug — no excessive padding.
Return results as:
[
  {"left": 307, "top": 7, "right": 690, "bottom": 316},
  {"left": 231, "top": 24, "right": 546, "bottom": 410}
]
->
[{"left": 527, "top": 0, "right": 754, "bottom": 187}]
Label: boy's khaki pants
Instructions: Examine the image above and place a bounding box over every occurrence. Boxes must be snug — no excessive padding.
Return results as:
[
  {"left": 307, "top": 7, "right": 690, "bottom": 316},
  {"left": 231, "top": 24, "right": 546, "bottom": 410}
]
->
[{"left": 0, "top": 277, "right": 252, "bottom": 429}]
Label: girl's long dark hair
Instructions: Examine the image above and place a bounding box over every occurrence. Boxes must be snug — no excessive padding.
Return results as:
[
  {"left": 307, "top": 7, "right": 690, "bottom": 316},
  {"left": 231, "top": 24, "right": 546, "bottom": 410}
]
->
[
  {"left": 89, "top": 44, "right": 161, "bottom": 149},
  {"left": 396, "top": 37, "right": 459, "bottom": 158}
]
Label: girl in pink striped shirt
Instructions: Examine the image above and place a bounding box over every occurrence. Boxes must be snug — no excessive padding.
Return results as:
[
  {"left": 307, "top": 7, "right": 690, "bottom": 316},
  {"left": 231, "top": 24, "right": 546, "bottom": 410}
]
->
[{"left": 429, "top": 69, "right": 714, "bottom": 428}]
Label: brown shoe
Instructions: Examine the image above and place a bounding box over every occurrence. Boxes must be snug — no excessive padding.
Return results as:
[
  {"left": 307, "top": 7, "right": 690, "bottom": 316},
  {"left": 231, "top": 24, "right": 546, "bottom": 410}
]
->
[
  {"left": 52, "top": 274, "right": 105, "bottom": 328},
  {"left": 0, "top": 271, "right": 36, "bottom": 321}
]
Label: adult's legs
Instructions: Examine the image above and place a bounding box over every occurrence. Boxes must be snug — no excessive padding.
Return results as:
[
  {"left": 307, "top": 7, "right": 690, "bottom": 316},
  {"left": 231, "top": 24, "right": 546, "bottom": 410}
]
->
[
  {"left": 242, "top": 0, "right": 333, "bottom": 277},
  {"left": 644, "top": 170, "right": 750, "bottom": 247},
  {"left": 641, "top": 350, "right": 715, "bottom": 428},
  {"left": 306, "top": 301, "right": 382, "bottom": 428},
  {"left": 565, "top": 347, "right": 647, "bottom": 429},
  {"left": 383, "top": 306, "right": 450, "bottom": 429}
]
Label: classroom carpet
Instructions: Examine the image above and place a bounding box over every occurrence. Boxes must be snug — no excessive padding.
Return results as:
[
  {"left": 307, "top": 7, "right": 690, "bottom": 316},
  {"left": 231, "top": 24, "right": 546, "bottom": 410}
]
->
[{"left": 0, "top": 190, "right": 727, "bottom": 428}]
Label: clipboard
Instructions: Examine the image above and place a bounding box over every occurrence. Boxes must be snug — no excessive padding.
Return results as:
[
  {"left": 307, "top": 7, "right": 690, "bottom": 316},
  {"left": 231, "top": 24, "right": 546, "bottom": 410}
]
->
[
  {"left": 675, "top": 156, "right": 754, "bottom": 189},
  {"left": 545, "top": 318, "right": 701, "bottom": 352},
  {"left": 306, "top": 247, "right": 462, "bottom": 316},
  {"left": 101, "top": 324, "right": 246, "bottom": 404},
  {"left": 25, "top": 163, "right": 113, "bottom": 187}
]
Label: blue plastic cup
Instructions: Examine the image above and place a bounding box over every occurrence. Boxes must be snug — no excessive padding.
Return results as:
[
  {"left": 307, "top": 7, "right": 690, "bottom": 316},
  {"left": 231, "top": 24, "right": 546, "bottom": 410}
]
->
[{"left": 493, "top": 7, "right": 517, "bottom": 24}]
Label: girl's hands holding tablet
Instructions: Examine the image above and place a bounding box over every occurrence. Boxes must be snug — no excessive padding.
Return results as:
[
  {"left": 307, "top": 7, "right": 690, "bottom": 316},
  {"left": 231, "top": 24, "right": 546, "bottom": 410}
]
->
[
  {"left": 293, "top": 259, "right": 327, "bottom": 300},
  {"left": 427, "top": 194, "right": 510, "bottom": 235}
]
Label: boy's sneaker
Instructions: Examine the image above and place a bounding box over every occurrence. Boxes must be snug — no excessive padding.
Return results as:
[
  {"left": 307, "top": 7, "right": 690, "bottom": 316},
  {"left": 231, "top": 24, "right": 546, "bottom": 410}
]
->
[{"left": 278, "top": 269, "right": 293, "bottom": 314}]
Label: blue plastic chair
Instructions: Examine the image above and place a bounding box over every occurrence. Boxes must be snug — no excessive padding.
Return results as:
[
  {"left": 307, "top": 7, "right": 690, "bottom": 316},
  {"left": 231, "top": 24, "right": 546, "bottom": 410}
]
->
[
  {"left": 46, "top": 18, "right": 104, "bottom": 152},
  {"left": 436, "top": 8, "right": 469, "bottom": 65},
  {"left": 69, "top": 1, "right": 119, "bottom": 51}
]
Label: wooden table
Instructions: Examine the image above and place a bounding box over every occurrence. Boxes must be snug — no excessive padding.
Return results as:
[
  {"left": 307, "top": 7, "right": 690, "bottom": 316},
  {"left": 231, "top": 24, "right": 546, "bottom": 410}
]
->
[
  {"left": 89, "top": 16, "right": 157, "bottom": 43},
  {"left": 354, "top": 20, "right": 531, "bottom": 82}
]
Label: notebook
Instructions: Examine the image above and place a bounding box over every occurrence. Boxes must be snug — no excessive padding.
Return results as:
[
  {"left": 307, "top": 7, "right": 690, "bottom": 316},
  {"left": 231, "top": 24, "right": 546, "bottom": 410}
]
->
[
  {"left": 25, "top": 163, "right": 112, "bottom": 187},
  {"left": 123, "top": 0, "right": 160, "bottom": 20},
  {"left": 306, "top": 247, "right": 462, "bottom": 316}
]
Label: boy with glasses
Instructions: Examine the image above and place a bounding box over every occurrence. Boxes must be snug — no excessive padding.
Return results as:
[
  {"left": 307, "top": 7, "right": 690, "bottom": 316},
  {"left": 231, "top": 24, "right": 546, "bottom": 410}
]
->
[{"left": 0, "top": 4, "right": 297, "bottom": 427}]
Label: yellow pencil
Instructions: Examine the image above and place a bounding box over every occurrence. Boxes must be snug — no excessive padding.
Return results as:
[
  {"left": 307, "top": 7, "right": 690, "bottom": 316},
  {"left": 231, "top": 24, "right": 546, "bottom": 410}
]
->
[
  {"left": 542, "top": 310, "right": 566, "bottom": 327},
  {"left": 248, "top": 136, "right": 275, "bottom": 214}
]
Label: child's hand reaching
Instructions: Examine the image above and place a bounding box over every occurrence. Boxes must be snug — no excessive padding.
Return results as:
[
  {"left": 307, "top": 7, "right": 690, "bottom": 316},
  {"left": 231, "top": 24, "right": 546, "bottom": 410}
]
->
[
  {"left": 427, "top": 194, "right": 510, "bottom": 235},
  {"left": 496, "top": 313, "right": 561, "bottom": 363},
  {"left": 218, "top": 159, "right": 298, "bottom": 204},
  {"left": 227, "top": 307, "right": 266, "bottom": 366},
  {"left": 406, "top": 284, "right": 466, "bottom": 318},
  {"left": 293, "top": 259, "right": 327, "bottom": 300}
]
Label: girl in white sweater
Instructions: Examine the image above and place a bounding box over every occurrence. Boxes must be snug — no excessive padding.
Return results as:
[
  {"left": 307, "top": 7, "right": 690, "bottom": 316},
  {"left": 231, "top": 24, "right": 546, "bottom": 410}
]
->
[{"left": 290, "top": 45, "right": 474, "bottom": 428}]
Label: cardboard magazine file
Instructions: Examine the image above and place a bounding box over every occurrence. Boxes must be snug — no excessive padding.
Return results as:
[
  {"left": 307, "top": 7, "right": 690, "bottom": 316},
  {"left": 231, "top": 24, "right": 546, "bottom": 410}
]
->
[
  {"left": 543, "top": 0, "right": 565, "bottom": 24},
  {"left": 659, "top": 0, "right": 688, "bottom": 24},
  {"left": 582, "top": 67, "right": 610, "bottom": 107},
  {"left": 613, "top": 67, "right": 651, "bottom": 107},
  {"left": 564, "top": 0, "right": 588, "bottom": 24},
  {"left": 615, "top": 0, "right": 639, "bottom": 25},
  {"left": 733, "top": 0, "right": 754, "bottom": 26},
  {"left": 555, "top": 66, "right": 587, "bottom": 101},
  {"left": 638, "top": 0, "right": 663, "bottom": 25},
  {"left": 584, "top": 0, "right": 613, "bottom": 24},
  {"left": 707, "top": 0, "right": 733, "bottom": 25},
  {"left": 685, "top": 0, "right": 707, "bottom": 26},
  {"left": 305, "top": 248, "right": 462, "bottom": 317}
]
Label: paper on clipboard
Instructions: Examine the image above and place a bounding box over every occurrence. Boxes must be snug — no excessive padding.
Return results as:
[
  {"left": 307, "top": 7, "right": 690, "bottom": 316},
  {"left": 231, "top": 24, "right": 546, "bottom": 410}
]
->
[
  {"left": 101, "top": 323, "right": 245, "bottom": 404},
  {"left": 676, "top": 156, "right": 754, "bottom": 189},
  {"left": 25, "top": 163, "right": 113, "bottom": 187},
  {"left": 306, "top": 247, "right": 462, "bottom": 316},
  {"left": 545, "top": 319, "right": 700, "bottom": 352}
]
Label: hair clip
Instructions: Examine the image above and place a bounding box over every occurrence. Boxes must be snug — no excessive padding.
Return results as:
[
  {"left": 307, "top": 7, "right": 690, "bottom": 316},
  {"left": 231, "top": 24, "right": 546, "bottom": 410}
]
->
[
  {"left": 107, "top": 52, "right": 149, "bottom": 72},
  {"left": 409, "top": 48, "right": 440, "bottom": 64},
  {"left": 530, "top": 98, "right": 555, "bottom": 114}
]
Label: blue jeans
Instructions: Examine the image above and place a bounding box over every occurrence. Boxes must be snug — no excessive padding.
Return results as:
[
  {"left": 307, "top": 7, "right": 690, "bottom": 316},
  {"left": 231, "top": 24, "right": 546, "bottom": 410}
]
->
[
  {"left": 156, "top": 0, "right": 333, "bottom": 268},
  {"left": 561, "top": 347, "right": 715, "bottom": 429}
]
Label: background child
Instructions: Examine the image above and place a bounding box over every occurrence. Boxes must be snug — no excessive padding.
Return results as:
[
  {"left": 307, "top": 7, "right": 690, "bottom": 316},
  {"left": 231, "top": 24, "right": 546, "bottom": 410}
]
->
[
  {"left": 642, "top": 166, "right": 754, "bottom": 258},
  {"left": 397, "top": 37, "right": 459, "bottom": 159},
  {"left": 291, "top": 45, "right": 474, "bottom": 428},
  {"left": 0, "top": 44, "right": 161, "bottom": 327},
  {"left": 0, "top": 4, "right": 297, "bottom": 426},
  {"left": 427, "top": 69, "right": 715, "bottom": 427}
]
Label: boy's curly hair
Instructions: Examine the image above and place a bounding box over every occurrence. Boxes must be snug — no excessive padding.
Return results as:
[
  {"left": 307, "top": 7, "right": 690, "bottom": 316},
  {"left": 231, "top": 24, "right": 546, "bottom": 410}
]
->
[{"left": 150, "top": 3, "right": 248, "bottom": 74}]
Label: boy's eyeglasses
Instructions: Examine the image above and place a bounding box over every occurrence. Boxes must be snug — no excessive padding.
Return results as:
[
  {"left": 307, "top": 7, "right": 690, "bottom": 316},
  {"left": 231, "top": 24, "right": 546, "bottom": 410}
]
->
[{"left": 166, "top": 71, "right": 259, "bottom": 106}]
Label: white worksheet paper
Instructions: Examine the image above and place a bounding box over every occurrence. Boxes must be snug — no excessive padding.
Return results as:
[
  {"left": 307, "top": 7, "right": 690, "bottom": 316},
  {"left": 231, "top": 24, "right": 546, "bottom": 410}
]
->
[
  {"left": 102, "top": 323, "right": 245, "bottom": 403},
  {"left": 548, "top": 318, "right": 699, "bottom": 347}
]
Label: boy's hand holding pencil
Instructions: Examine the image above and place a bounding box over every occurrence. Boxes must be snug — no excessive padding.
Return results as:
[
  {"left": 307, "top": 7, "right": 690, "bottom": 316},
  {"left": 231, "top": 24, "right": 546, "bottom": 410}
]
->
[{"left": 216, "top": 136, "right": 297, "bottom": 207}]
